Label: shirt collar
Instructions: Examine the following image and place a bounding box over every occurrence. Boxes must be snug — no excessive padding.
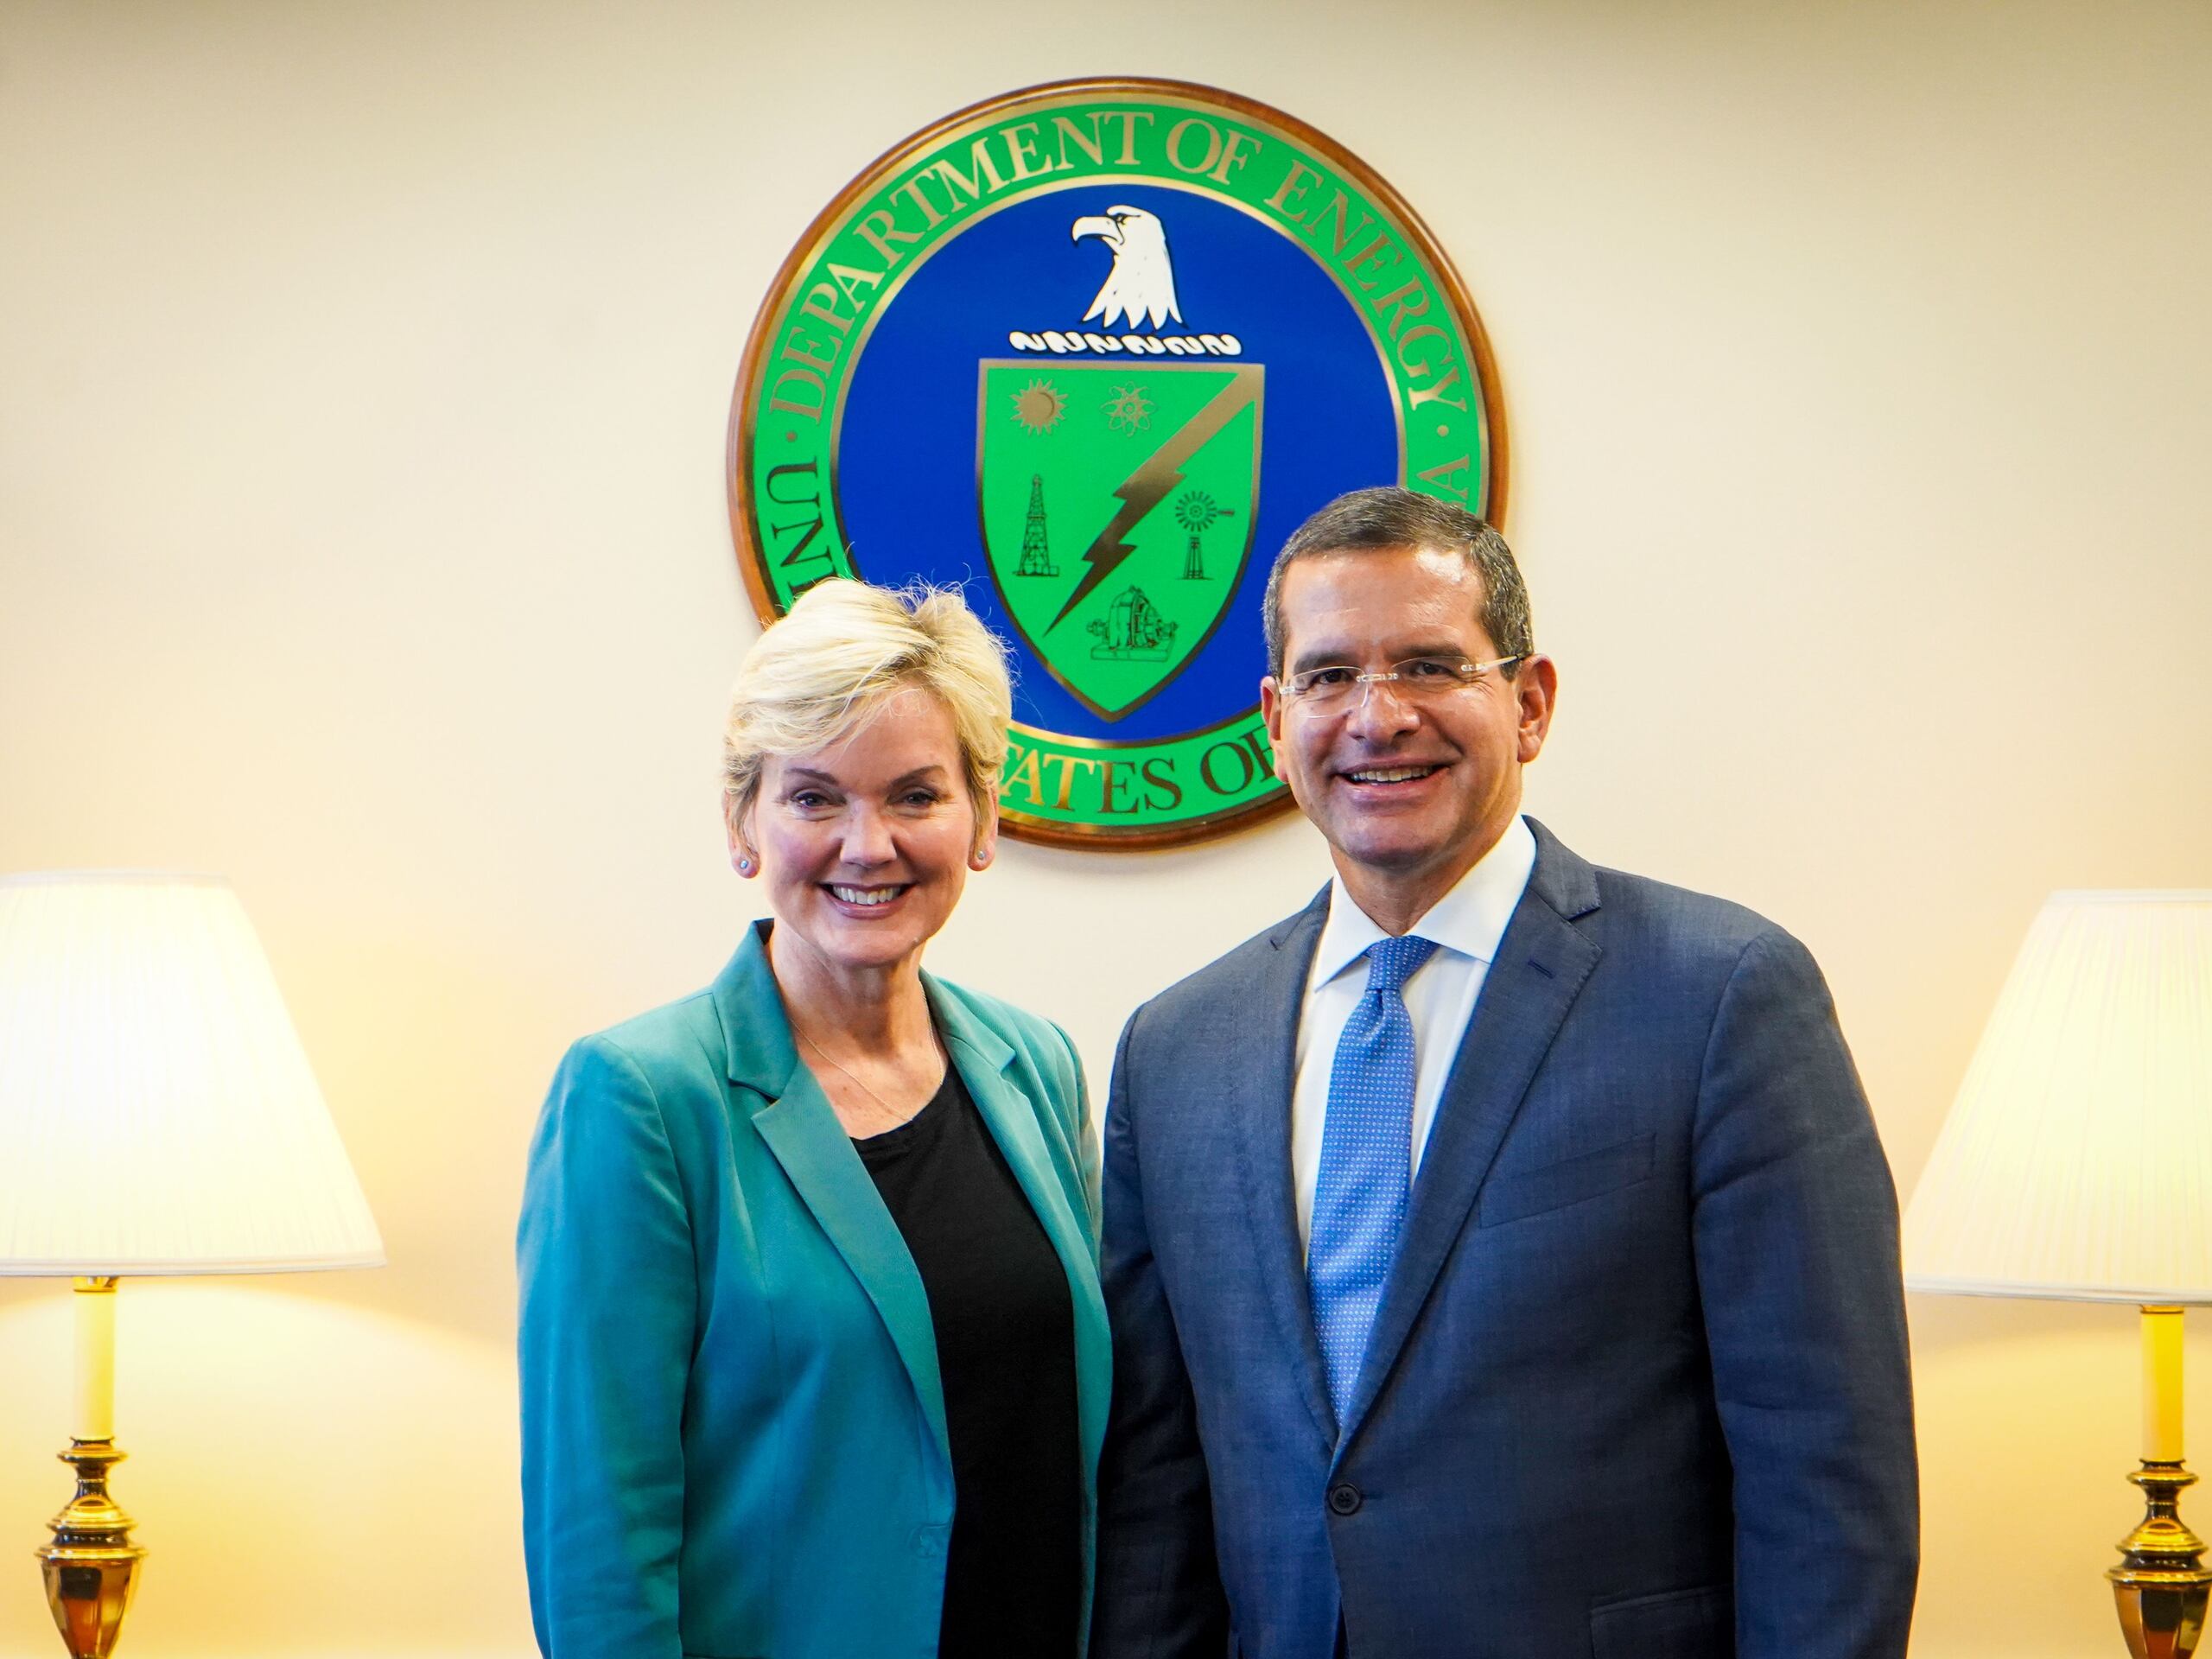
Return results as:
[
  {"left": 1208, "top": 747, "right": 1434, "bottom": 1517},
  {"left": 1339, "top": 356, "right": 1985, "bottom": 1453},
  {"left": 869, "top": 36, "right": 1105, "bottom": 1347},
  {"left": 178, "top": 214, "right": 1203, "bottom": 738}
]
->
[{"left": 1309, "top": 813, "right": 1538, "bottom": 990}]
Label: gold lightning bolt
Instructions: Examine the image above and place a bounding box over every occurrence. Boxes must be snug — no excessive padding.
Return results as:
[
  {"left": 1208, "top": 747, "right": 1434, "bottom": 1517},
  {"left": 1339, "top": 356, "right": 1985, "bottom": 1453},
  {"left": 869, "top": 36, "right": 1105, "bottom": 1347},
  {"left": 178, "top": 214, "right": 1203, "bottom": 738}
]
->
[{"left": 1047, "top": 365, "right": 1264, "bottom": 632}]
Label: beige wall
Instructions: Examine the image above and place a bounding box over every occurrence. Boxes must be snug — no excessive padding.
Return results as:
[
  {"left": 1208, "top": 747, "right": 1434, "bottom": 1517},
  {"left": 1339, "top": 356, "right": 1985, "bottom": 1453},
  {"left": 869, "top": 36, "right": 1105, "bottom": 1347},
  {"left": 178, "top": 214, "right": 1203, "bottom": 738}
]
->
[{"left": 3, "top": 1, "right": 2209, "bottom": 1653}]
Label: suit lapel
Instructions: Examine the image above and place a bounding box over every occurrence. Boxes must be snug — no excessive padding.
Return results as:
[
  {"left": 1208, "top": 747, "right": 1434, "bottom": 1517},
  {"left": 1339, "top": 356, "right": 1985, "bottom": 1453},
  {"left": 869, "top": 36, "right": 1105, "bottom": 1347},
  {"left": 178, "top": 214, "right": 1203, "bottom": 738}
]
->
[
  {"left": 928, "top": 980, "right": 1115, "bottom": 1480},
  {"left": 713, "top": 926, "right": 950, "bottom": 1467},
  {"left": 1231, "top": 887, "right": 1339, "bottom": 1449},
  {"left": 1334, "top": 823, "right": 1605, "bottom": 1456}
]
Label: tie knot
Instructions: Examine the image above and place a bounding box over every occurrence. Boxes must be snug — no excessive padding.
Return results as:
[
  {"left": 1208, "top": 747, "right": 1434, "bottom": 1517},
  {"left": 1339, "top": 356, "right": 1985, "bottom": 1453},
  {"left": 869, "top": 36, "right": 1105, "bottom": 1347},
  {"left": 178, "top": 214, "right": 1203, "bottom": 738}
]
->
[{"left": 1363, "top": 934, "right": 1437, "bottom": 996}]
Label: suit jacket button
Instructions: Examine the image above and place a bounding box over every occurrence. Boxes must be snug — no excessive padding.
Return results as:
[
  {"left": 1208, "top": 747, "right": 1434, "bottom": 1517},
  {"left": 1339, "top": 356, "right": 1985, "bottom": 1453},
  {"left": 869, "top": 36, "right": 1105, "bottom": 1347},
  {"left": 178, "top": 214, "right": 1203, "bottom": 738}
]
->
[{"left": 1327, "top": 1483, "right": 1362, "bottom": 1516}]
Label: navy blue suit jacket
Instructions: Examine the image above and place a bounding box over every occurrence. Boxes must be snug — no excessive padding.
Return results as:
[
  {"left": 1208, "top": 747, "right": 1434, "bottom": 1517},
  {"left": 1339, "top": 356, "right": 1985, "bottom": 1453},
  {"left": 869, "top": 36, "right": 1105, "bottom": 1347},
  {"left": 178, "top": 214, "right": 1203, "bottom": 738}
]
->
[{"left": 1093, "top": 822, "right": 1916, "bottom": 1659}]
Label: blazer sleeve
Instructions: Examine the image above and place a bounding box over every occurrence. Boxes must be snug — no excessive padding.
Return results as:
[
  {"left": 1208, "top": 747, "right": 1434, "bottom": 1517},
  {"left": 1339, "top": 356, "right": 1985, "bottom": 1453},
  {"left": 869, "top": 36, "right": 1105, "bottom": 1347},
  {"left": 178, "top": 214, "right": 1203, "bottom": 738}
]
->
[
  {"left": 518, "top": 1034, "right": 696, "bottom": 1659},
  {"left": 1691, "top": 927, "right": 1920, "bottom": 1659},
  {"left": 1091, "top": 1005, "right": 1232, "bottom": 1659}
]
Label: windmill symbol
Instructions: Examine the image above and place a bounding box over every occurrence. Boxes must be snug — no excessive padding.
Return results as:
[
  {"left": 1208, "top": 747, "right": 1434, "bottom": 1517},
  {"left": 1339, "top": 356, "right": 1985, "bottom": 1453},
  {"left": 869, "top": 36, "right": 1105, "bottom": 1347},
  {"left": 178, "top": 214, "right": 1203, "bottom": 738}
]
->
[{"left": 1176, "top": 490, "right": 1234, "bottom": 580}]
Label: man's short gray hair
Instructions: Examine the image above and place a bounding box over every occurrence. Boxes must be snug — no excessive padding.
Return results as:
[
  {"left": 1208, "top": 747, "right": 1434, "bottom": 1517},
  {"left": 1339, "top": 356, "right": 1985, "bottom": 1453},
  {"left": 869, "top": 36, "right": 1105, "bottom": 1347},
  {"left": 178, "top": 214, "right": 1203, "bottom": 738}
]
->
[{"left": 1262, "top": 487, "right": 1533, "bottom": 677}]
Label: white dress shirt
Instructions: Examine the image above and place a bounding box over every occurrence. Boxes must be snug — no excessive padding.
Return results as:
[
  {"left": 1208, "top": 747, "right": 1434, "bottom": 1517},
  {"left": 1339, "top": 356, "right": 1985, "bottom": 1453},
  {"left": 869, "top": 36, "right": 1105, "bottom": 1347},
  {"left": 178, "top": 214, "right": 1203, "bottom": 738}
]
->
[{"left": 1291, "top": 814, "right": 1537, "bottom": 1252}]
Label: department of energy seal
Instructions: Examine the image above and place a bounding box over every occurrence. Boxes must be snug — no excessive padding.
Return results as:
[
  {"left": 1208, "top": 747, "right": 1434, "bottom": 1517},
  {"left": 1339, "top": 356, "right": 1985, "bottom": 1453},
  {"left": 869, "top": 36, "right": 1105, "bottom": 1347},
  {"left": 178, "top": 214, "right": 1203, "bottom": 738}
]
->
[{"left": 728, "top": 78, "right": 1504, "bottom": 849}]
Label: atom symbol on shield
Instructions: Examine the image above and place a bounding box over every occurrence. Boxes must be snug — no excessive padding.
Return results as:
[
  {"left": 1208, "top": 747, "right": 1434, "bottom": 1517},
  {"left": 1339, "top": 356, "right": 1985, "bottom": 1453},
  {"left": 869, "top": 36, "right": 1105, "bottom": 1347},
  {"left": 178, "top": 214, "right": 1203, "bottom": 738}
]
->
[{"left": 1103, "top": 385, "right": 1152, "bottom": 435}]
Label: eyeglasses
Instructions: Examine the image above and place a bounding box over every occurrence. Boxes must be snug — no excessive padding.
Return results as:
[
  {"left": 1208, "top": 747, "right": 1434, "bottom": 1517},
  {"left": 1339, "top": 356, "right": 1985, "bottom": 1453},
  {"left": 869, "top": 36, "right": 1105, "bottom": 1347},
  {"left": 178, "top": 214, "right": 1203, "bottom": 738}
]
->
[{"left": 1279, "top": 655, "right": 1525, "bottom": 716}]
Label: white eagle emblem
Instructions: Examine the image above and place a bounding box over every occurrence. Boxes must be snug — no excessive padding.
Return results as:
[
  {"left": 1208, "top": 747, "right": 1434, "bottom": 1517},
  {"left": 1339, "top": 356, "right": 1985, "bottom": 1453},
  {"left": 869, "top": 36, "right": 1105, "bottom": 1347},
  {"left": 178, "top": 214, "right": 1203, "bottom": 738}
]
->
[{"left": 1071, "top": 206, "right": 1182, "bottom": 333}]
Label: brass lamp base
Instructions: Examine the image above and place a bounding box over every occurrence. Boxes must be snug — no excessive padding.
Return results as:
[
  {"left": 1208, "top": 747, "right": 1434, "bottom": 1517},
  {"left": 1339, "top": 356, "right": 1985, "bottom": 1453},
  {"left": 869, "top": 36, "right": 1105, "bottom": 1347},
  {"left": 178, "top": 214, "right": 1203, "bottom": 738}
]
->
[
  {"left": 35, "top": 1440, "right": 143, "bottom": 1659},
  {"left": 2110, "top": 1461, "right": 2212, "bottom": 1659}
]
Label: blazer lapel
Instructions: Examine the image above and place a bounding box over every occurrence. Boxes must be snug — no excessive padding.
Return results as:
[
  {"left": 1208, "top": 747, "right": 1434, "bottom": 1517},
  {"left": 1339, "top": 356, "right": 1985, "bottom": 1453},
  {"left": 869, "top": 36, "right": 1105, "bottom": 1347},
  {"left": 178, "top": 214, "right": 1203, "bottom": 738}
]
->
[
  {"left": 927, "top": 980, "right": 1115, "bottom": 1482},
  {"left": 1231, "top": 887, "right": 1339, "bottom": 1450},
  {"left": 1333, "top": 823, "right": 1605, "bottom": 1456},
  {"left": 713, "top": 926, "right": 950, "bottom": 1467}
]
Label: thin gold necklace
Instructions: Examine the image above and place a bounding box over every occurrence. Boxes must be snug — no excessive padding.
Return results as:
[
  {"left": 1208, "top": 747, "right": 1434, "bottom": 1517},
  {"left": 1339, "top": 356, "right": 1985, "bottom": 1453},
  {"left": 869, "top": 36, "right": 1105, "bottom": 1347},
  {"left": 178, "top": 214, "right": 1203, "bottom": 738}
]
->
[{"left": 794, "top": 1026, "right": 936, "bottom": 1126}]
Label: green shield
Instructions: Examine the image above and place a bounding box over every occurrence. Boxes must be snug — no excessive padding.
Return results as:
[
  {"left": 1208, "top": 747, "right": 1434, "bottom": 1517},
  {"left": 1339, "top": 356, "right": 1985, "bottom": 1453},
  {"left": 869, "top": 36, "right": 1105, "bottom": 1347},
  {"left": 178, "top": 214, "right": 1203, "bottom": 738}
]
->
[{"left": 978, "top": 359, "right": 1263, "bottom": 721}]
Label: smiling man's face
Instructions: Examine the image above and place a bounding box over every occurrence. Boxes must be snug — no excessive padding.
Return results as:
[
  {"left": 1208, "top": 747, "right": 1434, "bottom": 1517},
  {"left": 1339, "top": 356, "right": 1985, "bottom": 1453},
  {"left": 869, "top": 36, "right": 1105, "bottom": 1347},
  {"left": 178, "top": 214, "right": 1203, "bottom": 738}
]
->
[{"left": 1260, "top": 544, "right": 1556, "bottom": 927}]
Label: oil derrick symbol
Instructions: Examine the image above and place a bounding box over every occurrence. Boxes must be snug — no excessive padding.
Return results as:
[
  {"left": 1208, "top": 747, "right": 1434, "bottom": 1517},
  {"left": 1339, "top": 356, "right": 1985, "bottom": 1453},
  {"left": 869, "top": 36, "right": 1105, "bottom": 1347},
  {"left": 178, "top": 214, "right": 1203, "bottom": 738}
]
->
[
  {"left": 1175, "top": 489, "right": 1234, "bottom": 579},
  {"left": 1018, "top": 474, "right": 1058, "bottom": 576}
]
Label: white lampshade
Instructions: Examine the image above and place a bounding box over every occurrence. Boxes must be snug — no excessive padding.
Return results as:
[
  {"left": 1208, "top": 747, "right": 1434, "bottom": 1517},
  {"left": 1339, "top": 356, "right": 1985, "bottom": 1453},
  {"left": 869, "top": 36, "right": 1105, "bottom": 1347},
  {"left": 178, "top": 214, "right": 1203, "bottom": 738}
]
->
[
  {"left": 0, "top": 872, "right": 384, "bottom": 1275},
  {"left": 1904, "top": 890, "right": 2212, "bottom": 1305}
]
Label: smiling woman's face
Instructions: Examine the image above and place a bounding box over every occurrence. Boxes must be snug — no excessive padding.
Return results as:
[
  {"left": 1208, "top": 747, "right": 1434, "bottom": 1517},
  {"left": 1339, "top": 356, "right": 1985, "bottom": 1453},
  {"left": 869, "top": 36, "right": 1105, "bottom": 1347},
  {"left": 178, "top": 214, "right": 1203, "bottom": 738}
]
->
[{"left": 737, "top": 684, "right": 994, "bottom": 984}]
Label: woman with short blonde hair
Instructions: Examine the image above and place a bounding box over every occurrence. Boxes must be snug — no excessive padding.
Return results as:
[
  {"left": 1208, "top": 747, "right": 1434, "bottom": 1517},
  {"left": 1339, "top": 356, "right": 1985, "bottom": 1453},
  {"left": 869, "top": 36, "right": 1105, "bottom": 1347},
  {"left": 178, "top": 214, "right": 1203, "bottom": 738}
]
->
[
  {"left": 521, "top": 579, "right": 1104, "bottom": 1659},
  {"left": 720, "top": 579, "right": 1011, "bottom": 850}
]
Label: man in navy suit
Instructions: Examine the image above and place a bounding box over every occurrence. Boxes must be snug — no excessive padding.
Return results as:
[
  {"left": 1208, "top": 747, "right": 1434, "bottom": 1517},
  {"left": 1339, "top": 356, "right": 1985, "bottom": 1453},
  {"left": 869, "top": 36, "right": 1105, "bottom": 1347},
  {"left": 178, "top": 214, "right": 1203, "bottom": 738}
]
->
[{"left": 1091, "top": 488, "right": 1916, "bottom": 1659}]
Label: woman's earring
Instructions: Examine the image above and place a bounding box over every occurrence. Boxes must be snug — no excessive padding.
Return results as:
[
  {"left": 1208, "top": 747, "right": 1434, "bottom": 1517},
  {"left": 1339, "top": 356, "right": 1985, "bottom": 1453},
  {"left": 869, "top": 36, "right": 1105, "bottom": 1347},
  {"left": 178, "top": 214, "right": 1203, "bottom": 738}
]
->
[{"left": 735, "top": 854, "right": 755, "bottom": 875}]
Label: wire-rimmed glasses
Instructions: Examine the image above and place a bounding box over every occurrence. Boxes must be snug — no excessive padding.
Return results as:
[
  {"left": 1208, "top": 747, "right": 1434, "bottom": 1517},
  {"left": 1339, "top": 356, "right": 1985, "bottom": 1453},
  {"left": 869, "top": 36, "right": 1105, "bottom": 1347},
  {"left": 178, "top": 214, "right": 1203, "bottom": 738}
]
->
[{"left": 1278, "top": 654, "right": 1525, "bottom": 718}]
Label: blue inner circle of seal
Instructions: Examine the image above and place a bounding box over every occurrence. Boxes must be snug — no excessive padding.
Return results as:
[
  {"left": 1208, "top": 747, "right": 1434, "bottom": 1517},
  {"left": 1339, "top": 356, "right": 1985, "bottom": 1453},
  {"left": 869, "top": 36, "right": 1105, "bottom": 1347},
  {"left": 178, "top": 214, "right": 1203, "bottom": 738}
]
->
[{"left": 837, "top": 181, "right": 1398, "bottom": 744}]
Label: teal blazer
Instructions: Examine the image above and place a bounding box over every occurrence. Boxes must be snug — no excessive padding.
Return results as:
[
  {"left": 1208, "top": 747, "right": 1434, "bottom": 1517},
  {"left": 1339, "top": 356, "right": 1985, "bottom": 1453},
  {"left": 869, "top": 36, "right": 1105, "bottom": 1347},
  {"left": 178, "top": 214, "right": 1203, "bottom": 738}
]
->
[{"left": 518, "top": 925, "right": 1108, "bottom": 1659}]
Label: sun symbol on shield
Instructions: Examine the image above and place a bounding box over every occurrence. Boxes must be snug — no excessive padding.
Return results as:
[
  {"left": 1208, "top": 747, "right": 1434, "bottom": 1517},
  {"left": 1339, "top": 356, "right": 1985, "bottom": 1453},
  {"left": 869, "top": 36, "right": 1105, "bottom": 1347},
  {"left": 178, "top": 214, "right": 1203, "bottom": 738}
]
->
[
  {"left": 1103, "top": 384, "right": 1153, "bottom": 435},
  {"left": 1009, "top": 378, "right": 1065, "bottom": 434}
]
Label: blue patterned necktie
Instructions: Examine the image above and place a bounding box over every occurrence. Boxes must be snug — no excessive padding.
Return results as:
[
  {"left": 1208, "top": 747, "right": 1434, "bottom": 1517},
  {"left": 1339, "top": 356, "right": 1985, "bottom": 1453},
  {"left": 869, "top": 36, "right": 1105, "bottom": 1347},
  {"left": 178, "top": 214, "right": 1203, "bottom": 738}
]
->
[{"left": 1309, "top": 933, "right": 1438, "bottom": 1420}]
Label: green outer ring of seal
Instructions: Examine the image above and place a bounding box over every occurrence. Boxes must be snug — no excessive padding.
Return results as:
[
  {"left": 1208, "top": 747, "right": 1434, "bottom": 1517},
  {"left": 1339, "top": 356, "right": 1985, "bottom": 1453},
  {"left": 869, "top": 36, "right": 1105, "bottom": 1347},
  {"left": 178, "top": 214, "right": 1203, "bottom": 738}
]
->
[{"left": 728, "top": 76, "right": 1506, "bottom": 851}]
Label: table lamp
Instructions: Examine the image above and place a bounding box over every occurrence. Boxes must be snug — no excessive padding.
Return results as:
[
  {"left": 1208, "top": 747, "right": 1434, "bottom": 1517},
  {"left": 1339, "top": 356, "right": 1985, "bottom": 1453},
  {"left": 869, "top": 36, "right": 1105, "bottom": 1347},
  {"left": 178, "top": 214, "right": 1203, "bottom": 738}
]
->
[
  {"left": 1904, "top": 889, "right": 2212, "bottom": 1659},
  {"left": 0, "top": 872, "right": 385, "bottom": 1658}
]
